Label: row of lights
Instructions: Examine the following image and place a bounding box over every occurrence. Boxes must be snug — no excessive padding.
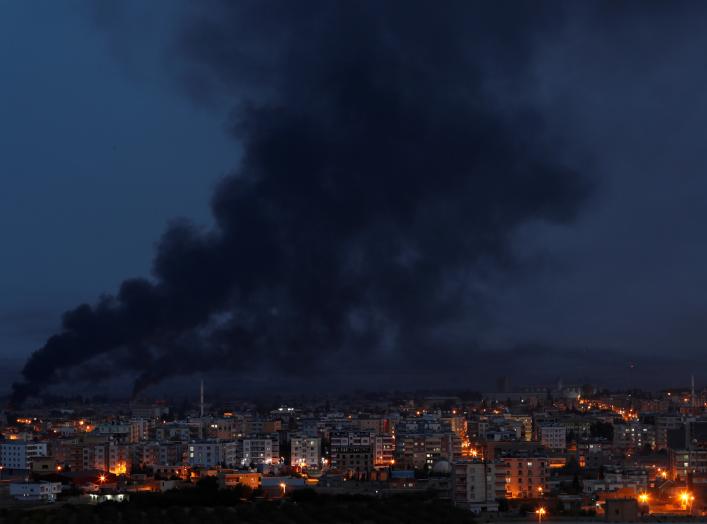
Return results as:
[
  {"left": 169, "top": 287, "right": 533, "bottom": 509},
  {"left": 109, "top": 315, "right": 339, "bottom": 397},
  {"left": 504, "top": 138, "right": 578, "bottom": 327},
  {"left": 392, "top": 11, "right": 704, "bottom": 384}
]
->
[
  {"left": 637, "top": 491, "right": 694, "bottom": 511},
  {"left": 532, "top": 490, "right": 693, "bottom": 521}
]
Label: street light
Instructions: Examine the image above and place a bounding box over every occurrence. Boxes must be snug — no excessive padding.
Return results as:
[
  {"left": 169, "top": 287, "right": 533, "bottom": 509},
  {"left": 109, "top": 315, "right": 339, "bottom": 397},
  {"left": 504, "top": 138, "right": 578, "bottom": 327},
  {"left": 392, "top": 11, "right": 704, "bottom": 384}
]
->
[
  {"left": 280, "top": 482, "right": 286, "bottom": 496},
  {"left": 638, "top": 493, "right": 649, "bottom": 505},
  {"left": 536, "top": 507, "right": 546, "bottom": 524},
  {"left": 679, "top": 491, "right": 695, "bottom": 513}
]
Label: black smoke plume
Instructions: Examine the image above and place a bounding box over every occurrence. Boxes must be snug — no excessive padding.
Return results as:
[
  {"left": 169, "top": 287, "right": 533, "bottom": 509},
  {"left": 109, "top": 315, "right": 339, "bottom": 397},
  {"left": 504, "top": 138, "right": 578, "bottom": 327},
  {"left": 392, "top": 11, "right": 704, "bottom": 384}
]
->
[{"left": 12, "top": 1, "right": 593, "bottom": 403}]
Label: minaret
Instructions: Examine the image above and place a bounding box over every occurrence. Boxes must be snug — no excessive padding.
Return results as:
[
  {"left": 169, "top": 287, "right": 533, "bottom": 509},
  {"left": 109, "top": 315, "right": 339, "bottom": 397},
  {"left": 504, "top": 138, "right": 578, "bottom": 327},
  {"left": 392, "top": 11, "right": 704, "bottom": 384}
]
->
[
  {"left": 692, "top": 375, "right": 696, "bottom": 409},
  {"left": 200, "top": 379, "right": 204, "bottom": 418}
]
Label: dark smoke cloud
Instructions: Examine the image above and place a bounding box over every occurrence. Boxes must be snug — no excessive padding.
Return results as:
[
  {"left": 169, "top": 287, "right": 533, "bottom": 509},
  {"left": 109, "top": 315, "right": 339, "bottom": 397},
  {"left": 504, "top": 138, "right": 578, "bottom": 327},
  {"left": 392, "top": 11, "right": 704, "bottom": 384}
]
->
[{"left": 12, "top": 1, "right": 594, "bottom": 403}]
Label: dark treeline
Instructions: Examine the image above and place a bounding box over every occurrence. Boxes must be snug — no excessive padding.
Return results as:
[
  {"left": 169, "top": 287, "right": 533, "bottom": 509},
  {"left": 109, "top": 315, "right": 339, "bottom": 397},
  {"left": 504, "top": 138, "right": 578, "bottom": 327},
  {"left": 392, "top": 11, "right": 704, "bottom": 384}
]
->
[{"left": 0, "top": 490, "right": 475, "bottom": 524}]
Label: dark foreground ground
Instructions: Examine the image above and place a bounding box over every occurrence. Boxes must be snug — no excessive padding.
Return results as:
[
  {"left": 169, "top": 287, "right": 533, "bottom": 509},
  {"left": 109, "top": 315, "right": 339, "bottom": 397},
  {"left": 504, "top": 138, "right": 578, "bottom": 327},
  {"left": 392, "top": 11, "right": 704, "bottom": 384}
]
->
[{"left": 0, "top": 489, "right": 475, "bottom": 524}]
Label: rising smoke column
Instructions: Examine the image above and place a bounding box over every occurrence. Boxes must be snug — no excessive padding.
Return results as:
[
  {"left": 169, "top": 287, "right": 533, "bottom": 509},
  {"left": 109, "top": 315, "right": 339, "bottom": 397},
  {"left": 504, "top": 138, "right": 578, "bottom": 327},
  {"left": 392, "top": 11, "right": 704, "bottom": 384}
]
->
[{"left": 12, "top": 1, "right": 594, "bottom": 403}]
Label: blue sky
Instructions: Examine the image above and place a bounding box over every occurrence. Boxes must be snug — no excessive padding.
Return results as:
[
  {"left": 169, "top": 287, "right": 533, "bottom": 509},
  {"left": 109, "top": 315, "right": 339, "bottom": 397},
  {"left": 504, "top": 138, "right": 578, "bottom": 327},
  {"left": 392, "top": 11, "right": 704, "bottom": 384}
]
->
[
  {"left": 5, "top": 1, "right": 707, "bottom": 394},
  {"left": 0, "top": 2, "right": 235, "bottom": 363}
]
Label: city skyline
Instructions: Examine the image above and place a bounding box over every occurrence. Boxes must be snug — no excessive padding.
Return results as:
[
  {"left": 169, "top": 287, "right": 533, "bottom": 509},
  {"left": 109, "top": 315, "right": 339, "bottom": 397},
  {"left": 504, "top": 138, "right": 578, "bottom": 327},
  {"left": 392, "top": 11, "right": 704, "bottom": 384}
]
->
[{"left": 3, "top": 382, "right": 707, "bottom": 517}]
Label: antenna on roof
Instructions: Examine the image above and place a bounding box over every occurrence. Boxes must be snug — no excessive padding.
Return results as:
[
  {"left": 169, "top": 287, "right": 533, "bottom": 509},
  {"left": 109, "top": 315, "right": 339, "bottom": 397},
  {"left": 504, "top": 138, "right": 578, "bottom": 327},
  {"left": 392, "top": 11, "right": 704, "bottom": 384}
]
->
[{"left": 200, "top": 379, "right": 204, "bottom": 418}]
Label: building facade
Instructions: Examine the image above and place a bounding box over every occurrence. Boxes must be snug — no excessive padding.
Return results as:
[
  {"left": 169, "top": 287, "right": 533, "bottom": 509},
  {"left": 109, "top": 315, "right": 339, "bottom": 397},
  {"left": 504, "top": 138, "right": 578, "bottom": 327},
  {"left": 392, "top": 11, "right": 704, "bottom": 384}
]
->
[
  {"left": 453, "top": 460, "right": 503, "bottom": 513},
  {"left": 291, "top": 436, "right": 321, "bottom": 468},
  {"left": 0, "top": 441, "right": 48, "bottom": 470}
]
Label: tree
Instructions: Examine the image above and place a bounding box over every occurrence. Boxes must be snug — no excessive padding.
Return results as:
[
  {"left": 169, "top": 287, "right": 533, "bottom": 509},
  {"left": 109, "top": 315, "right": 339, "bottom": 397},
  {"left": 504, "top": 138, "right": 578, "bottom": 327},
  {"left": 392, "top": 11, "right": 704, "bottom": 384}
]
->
[
  {"left": 571, "top": 473, "right": 582, "bottom": 493},
  {"left": 590, "top": 421, "right": 613, "bottom": 440}
]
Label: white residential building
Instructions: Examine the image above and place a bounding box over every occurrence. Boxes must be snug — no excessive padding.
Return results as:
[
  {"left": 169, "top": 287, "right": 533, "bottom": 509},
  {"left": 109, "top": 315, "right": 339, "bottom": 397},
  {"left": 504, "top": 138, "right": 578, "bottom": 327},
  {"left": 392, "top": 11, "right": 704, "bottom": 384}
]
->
[
  {"left": 1, "top": 441, "right": 48, "bottom": 470},
  {"left": 9, "top": 482, "right": 62, "bottom": 502},
  {"left": 221, "top": 435, "right": 280, "bottom": 467},
  {"left": 188, "top": 441, "right": 223, "bottom": 468},
  {"left": 291, "top": 437, "right": 321, "bottom": 468},
  {"left": 240, "top": 437, "right": 277, "bottom": 466}
]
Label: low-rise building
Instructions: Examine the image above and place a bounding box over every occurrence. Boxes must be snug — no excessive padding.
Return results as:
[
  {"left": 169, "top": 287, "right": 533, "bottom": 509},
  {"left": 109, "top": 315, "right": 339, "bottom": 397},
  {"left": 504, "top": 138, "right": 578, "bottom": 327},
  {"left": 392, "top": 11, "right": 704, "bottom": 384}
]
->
[
  {"left": 9, "top": 481, "right": 62, "bottom": 503},
  {"left": 218, "top": 471, "right": 261, "bottom": 490}
]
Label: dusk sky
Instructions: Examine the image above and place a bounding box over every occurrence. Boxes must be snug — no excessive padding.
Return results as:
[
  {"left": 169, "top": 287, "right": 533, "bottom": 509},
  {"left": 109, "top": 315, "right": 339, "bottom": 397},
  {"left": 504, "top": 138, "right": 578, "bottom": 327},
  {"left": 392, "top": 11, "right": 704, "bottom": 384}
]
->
[{"left": 4, "top": 1, "right": 707, "bottom": 396}]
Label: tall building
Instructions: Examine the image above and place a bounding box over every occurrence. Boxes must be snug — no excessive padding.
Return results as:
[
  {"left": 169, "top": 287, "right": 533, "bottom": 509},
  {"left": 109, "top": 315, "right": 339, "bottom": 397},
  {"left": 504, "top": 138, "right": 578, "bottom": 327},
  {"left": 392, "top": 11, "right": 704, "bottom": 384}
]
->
[
  {"left": 188, "top": 441, "right": 223, "bottom": 468},
  {"left": 453, "top": 460, "right": 503, "bottom": 513},
  {"left": 394, "top": 415, "right": 462, "bottom": 469},
  {"left": 330, "top": 431, "right": 373, "bottom": 476},
  {"left": 497, "top": 450, "right": 548, "bottom": 499},
  {"left": 613, "top": 422, "right": 655, "bottom": 451},
  {"left": 668, "top": 448, "right": 707, "bottom": 481},
  {"left": 654, "top": 415, "right": 683, "bottom": 450},
  {"left": 240, "top": 435, "right": 279, "bottom": 467},
  {"left": 540, "top": 425, "right": 566, "bottom": 451},
  {"left": 155, "top": 423, "right": 196, "bottom": 442},
  {"left": 96, "top": 420, "right": 147, "bottom": 444},
  {"left": 134, "top": 442, "right": 186, "bottom": 467},
  {"left": 505, "top": 414, "right": 533, "bottom": 442},
  {"left": 291, "top": 436, "right": 321, "bottom": 468},
  {"left": 62, "top": 440, "right": 131, "bottom": 474},
  {"left": 221, "top": 435, "right": 279, "bottom": 467},
  {"left": 395, "top": 433, "right": 461, "bottom": 469},
  {"left": 0, "top": 441, "right": 48, "bottom": 470},
  {"left": 374, "top": 434, "right": 395, "bottom": 467}
]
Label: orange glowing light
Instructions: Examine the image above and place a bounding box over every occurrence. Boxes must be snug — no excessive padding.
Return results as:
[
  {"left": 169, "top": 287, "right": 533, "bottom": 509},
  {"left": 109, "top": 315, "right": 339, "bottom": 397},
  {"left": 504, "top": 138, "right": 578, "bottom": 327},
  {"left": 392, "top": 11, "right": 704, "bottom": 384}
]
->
[
  {"left": 111, "top": 461, "right": 128, "bottom": 475},
  {"left": 98, "top": 475, "right": 106, "bottom": 483},
  {"left": 679, "top": 491, "right": 694, "bottom": 509},
  {"left": 638, "top": 493, "right": 649, "bottom": 504}
]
